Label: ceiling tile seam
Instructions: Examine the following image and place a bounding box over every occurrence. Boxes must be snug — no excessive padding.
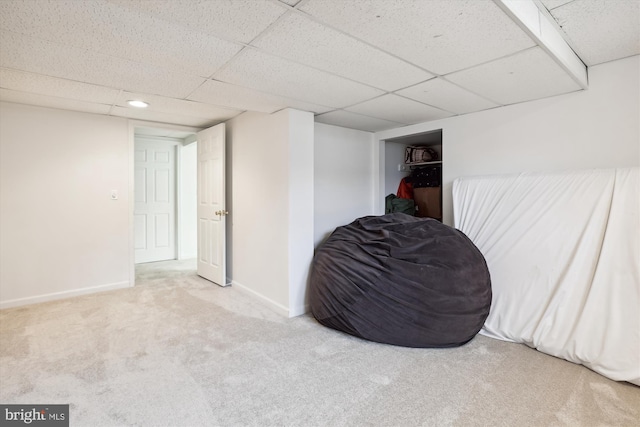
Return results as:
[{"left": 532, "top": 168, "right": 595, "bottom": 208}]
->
[
  {"left": 186, "top": 78, "right": 335, "bottom": 112},
  {"left": 246, "top": 7, "right": 294, "bottom": 46},
  {"left": 386, "top": 76, "right": 439, "bottom": 94},
  {"left": 220, "top": 44, "right": 395, "bottom": 96},
  {"left": 111, "top": 105, "right": 236, "bottom": 121},
  {"left": 0, "top": 66, "right": 129, "bottom": 103},
  {"left": 291, "top": 0, "right": 310, "bottom": 9},
  {"left": 391, "top": 93, "right": 458, "bottom": 116},
  {"left": 338, "top": 104, "right": 420, "bottom": 126},
  {"left": 108, "top": 89, "right": 123, "bottom": 115},
  {"left": 494, "top": 86, "right": 583, "bottom": 109},
  {"left": 435, "top": 76, "right": 505, "bottom": 106},
  {"left": 0, "top": 99, "right": 110, "bottom": 117},
  {"left": 315, "top": 108, "right": 403, "bottom": 125},
  {"left": 269, "top": 0, "right": 300, "bottom": 12},
  {"left": 389, "top": 76, "right": 503, "bottom": 107},
  {"left": 0, "top": 66, "right": 217, "bottom": 110},
  {"left": 288, "top": 7, "right": 442, "bottom": 78},
  {"left": 204, "top": 46, "right": 252, "bottom": 81},
  {"left": 442, "top": 45, "right": 540, "bottom": 77},
  {"left": 111, "top": 114, "right": 221, "bottom": 128},
  {"left": 0, "top": 87, "right": 115, "bottom": 109},
  {"left": 335, "top": 93, "right": 392, "bottom": 112}
]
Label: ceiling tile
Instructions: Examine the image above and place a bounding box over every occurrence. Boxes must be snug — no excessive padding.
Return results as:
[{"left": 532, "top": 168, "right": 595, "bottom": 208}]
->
[
  {"left": 105, "top": 0, "right": 286, "bottom": 44},
  {"left": 0, "top": 30, "right": 205, "bottom": 99},
  {"left": 115, "top": 92, "right": 243, "bottom": 120},
  {"left": 396, "top": 77, "right": 500, "bottom": 114},
  {"left": 0, "top": 68, "right": 120, "bottom": 105},
  {"left": 110, "top": 106, "right": 235, "bottom": 128},
  {"left": 214, "top": 48, "right": 385, "bottom": 108},
  {"left": 188, "top": 79, "right": 333, "bottom": 114},
  {"left": 546, "top": 0, "right": 640, "bottom": 65},
  {"left": 346, "top": 94, "right": 453, "bottom": 125},
  {"left": 252, "top": 12, "right": 433, "bottom": 91},
  {"left": 0, "top": 1, "right": 243, "bottom": 77},
  {"left": 299, "top": 0, "right": 535, "bottom": 74},
  {"left": 315, "top": 110, "right": 404, "bottom": 132},
  {"left": 0, "top": 89, "right": 112, "bottom": 115},
  {"left": 446, "top": 47, "right": 582, "bottom": 105}
]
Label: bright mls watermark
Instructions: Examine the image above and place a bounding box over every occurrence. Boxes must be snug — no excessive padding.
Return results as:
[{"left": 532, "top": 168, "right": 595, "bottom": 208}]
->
[{"left": 1, "top": 405, "right": 68, "bottom": 426}]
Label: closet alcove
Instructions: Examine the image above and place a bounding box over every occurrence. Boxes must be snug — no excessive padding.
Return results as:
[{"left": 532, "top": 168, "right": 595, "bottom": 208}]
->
[{"left": 384, "top": 129, "right": 443, "bottom": 221}]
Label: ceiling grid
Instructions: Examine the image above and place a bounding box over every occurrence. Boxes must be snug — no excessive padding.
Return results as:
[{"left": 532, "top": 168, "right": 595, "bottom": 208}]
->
[{"left": 0, "top": 0, "right": 637, "bottom": 131}]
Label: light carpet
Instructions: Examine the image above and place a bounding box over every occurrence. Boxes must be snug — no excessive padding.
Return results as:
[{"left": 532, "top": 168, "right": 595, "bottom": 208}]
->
[{"left": 1, "top": 259, "right": 638, "bottom": 426}]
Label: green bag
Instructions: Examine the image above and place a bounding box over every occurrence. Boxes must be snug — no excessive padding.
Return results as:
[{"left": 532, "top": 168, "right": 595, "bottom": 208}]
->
[{"left": 385, "top": 194, "right": 415, "bottom": 216}]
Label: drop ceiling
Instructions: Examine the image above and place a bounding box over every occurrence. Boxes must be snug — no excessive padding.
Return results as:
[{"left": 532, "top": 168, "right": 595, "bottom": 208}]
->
[{"left": 0, "top": 0, "right": 638, "bottom": 132}]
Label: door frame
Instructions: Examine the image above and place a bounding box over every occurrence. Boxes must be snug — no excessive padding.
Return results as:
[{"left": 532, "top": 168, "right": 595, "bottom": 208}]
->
[
  {"left": 127, "top": 120, "right": 201, "bottom": 286},
  {"left": 134, "top": 136, "right": 179, "bottom": 264}
]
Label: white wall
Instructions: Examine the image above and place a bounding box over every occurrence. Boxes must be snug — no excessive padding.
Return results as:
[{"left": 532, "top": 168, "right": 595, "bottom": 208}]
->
[
  {"left": 384, "top": 141, "right": 409, "bottom": 197},
  {"left": 178, "top": 141, "right": 197, "bottom": 259},
  {"left": 314, "top": 123, "right": 375, "bottom": 247},
  {"left": 0, "top": 102, "right": 130, "bottom": 308},
  {"left": 376, "top": 55, "right": 640, "bottom": 225},
  {"left": 287, "top": 109, "right": 314, "bottom": 316},
  {"left": 226, "top": 109, "right": 314, "bottom": 317}
]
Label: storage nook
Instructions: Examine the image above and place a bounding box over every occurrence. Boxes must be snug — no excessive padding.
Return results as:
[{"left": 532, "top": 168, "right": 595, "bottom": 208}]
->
[{"left": 384, "top": 129, "right": 442, "bottom": 221}]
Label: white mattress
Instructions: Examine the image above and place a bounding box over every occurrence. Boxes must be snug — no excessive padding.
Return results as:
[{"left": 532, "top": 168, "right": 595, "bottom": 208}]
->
[{"left": 453, "top": 168, "right": 639, "bottom": 385}]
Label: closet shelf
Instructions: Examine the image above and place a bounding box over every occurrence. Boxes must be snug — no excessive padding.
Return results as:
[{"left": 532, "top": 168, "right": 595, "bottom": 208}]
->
[{"left": 406, "top": 160, "right": 442, "bottom": 167}]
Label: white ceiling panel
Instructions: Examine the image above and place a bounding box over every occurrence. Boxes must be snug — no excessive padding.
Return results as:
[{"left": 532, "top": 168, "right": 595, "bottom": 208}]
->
[
  {"left": 111, "top": 106, "right": 228, "bottom": 128},
  {"left": 396, "top": 78, "right": 500, "bottom": 115},
  {"left": 106, "top": 0, "right": 286, "bottom": 44},
  {"left": 0, "top": 30, "right": 205, "bottom": 99},
  {"left": 346, "top": 94, "right": 453, "bottom": 125},
  {"left": 0, "top": 68, "right": 120, "bottom": 105},
  {"left": 252, "top": 12, "right": 433, "bottom": 91},
  {"left": 299, "top": 0, "right": 535, "bottom": 75},
  {"left": 115, "top": 92, "right": 242, "bottom": 120},
  {"left": 0, "top": 89, "right": 112, "bottom": 115},
  {"left": 315, "top": 110, "right": 404, "bottom": 132},
  {"left": 447, "top": 47, "right": 582, "bottom": 105},
  {"left": 545, "top": 0, "right": 640, "bottom": 65},
  {"left": 0, "top": 1, "right": 243, "bottom": 78},
  {"left": 188, "top": 79, "right": 333, "bottom": 114},
  {"left": 214, "top": 48, "right": 385, "bottom": 108}
]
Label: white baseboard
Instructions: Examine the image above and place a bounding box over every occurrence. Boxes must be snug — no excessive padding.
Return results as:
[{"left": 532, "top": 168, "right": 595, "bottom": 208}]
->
[
  {"left": 0, "top": 281, "right": 131, "bottom": 310},
  {"left": 230, "top": 280, "right": 290, "bottom": 317}
]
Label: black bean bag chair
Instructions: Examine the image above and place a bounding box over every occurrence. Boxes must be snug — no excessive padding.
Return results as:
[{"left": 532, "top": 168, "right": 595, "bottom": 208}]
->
[{"left": 310, "top": 213, "right": 491, "bottom": 348}]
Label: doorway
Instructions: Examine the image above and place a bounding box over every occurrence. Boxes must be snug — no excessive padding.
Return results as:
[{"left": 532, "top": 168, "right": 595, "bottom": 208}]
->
[
  {"left": 132, "top": 125, "right": 198, "bottom": 270},
  {"left": 129, "top": 122, "right": 228, "bottom": 288}
]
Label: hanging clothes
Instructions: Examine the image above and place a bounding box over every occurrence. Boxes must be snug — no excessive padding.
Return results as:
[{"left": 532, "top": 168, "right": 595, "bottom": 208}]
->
[{"left": 397, "top": 177, "right": 414, "bottom": 199}]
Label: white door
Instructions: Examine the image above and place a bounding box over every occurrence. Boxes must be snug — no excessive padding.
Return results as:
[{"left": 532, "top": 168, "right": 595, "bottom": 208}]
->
[
  {"left": 134, "top": 140, "right": 177, "bottom": 263},
  {"left": 197, "top": 123, "right": 227, "bottom": 286}
]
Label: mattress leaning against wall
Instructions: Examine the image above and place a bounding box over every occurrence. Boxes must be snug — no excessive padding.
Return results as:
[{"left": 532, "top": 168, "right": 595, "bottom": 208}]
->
[{"left": 452, "top": 167, "right": 639, "bottom": 385}]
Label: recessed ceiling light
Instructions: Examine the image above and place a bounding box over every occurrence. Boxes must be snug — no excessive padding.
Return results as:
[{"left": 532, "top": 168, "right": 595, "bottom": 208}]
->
[{"left": 127, "top": 100, "right": 149, "bottom": 108}]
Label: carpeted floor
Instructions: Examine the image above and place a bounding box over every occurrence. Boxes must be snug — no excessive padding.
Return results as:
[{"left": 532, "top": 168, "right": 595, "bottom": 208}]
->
[{"left": 1, "top": 259, "right": 638, "bottom": 426}]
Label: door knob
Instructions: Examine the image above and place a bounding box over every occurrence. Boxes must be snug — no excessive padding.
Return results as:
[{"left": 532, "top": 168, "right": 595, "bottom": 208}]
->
[{"left": 215, "top": 210, "right": 229, "bottom": 216}]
